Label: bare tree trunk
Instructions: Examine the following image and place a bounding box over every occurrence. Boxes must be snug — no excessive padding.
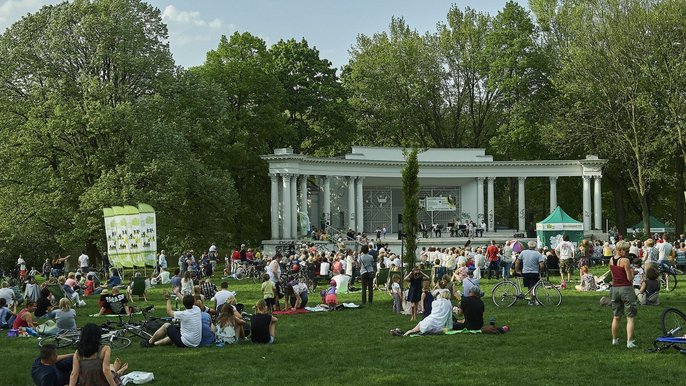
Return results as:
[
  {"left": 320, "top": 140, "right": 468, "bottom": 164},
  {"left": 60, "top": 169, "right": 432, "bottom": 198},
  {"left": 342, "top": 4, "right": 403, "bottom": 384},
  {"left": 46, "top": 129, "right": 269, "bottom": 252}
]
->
[
  {"left": 676, "top": 154, "right": 685, "bottom": 235},
  {"left": 640, "top": 194, "right": 651, "bottom": 237},
  {"left": 608, "top": 173, "right": 626, "bottom": 235}
]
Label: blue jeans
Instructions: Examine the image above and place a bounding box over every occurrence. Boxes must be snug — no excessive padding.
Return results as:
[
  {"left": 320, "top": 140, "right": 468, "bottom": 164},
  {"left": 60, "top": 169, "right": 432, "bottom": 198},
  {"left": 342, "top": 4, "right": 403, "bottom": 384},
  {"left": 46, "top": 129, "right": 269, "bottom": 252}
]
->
[
  {"left": 289, "top": 292, "right": 309, "bottom": 309},
  {"left": 501, "top": 262, "right": 512, "bottom": 279}
]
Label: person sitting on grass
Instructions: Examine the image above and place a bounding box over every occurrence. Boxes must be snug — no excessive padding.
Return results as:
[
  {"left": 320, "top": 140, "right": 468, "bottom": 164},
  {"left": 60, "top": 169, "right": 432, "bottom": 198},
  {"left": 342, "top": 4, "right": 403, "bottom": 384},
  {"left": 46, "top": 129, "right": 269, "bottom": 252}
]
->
[
  {"left": 452, "top": 285, "right": 485, "bottom": 331},
  {"left": 106, "top": 269, "right": 121, "bottom": 288},
  {"left": 636, "top": 266, "right": 660, "bottom": 305},
  {"left": 215, "top": 303, "right": 246, "bottom": 346},
  {"left": 196, "top": 297, "right": 215, "bottom": 347},
  {"left": 58, "top": 276, "right": 86, "bottom": 307},
  {"left": 83, "top": 275, "right": 104, "bottom": 296},
  {"left": 55, "top": 298, "right": 77, "bottom": 332},
  {"left": 97, "top": 287, "right": 131, "bottom": 316},
  {"left": 125, "top": 272, "right": 150, "bottom": 301},
  {"left": 12, "top": 299, "right": 38, "bottom": 330},
  {"left": 0, "top": 298, "right": 14, "bottom": 329},
  {"left": 251, "top": 299, "right": 277, "bottom": 344},
  {"left": 210, "top": 281, "right": 236, "bottom": 313},
  {"left": 31, "top": 344, "right": 74, "bottom": 386},
  {"left": 200, "top": 278, "right": 217, "bottom": 300},
  {"left": 391, "top": 291, "right": 453, "bottom": 336},
  {"left": 141, "top": 293, "right": 201, "bottom": 348},
  {"left": 575, "top": 266, "right": 598, "bottom": 292},
  {"left": 35, "top": 288, "right": 55, "bottom": 320},
  {"left": 69, "top": 323, "right": 128, "bottom": 385}
]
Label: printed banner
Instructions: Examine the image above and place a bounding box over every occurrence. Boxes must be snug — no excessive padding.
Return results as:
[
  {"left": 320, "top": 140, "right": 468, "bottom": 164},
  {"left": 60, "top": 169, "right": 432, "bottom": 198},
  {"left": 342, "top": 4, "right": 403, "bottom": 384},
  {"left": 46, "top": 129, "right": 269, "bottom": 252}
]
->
[
  {"left": 424, "top": 196, "right": 457, "bottom": 211},
  {"left": 104, "top": 204, "right": 157, "bottom": 268},
  {"left": 138, "top": 203, "right": 157, "bottom": 267}
]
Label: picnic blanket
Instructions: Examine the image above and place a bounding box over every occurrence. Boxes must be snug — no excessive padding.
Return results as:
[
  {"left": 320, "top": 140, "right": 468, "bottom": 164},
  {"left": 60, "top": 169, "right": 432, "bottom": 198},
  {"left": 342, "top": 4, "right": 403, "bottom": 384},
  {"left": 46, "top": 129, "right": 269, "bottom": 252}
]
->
[
  {"left": 410, "top": 328, "right": 482, "bottom": 337},
  {"left": 304, "top": 303, "right": 361, "bottom": 312}
]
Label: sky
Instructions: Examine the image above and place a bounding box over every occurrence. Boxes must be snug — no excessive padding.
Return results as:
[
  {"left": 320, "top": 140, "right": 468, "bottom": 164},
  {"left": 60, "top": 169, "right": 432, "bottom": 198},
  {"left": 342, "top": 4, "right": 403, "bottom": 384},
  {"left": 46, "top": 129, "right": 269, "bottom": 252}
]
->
[{"left": 0, "top": 0, "right": 528, "bottom": 70}]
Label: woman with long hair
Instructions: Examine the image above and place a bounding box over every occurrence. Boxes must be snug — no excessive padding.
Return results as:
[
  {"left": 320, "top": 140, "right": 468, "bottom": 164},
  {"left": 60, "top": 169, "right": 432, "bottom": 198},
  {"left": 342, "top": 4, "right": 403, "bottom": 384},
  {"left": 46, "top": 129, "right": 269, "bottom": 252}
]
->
[{"left": 69, "top": 323, "right": 128, "bottom": 386}]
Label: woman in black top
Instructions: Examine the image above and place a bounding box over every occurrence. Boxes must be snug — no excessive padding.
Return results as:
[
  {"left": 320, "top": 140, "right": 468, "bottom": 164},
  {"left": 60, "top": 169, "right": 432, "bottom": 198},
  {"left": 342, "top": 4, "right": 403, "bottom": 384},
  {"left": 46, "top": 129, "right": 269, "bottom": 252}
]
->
[{"left": 35, "top": 288, "right": 54, "bottom": 319}]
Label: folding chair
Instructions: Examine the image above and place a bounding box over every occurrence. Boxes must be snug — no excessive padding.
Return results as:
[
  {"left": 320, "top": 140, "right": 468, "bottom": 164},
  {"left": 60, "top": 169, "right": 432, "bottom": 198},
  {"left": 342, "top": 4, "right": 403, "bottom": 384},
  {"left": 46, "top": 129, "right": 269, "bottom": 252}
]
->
[
  {"left": 46, "top": 283, "right": 76, "bottom": 306},
  {"left": 127, "top": 277, "right": 148, "bottom": 303}
]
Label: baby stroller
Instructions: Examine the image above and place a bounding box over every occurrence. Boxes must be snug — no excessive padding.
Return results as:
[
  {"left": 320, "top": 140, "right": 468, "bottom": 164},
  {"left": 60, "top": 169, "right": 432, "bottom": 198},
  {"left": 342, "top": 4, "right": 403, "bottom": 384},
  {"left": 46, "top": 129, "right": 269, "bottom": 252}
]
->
[{"left": 595, "top": 270, "right": 612, "bottom": 289}]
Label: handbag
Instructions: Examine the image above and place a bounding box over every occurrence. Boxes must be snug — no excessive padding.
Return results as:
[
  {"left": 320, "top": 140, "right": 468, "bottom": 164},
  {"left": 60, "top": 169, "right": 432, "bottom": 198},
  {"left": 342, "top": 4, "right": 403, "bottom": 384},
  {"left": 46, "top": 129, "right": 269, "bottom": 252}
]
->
[{"left": 36, "top": 320, "right": 58, "bottom": 336}]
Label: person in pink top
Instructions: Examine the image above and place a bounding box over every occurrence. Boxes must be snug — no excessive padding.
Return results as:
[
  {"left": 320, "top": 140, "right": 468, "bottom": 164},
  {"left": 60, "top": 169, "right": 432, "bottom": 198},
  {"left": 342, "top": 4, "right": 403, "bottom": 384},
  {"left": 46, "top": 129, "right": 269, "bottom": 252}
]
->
[{"left": 609, "top": 241, "right": 637, "bottom": 349}]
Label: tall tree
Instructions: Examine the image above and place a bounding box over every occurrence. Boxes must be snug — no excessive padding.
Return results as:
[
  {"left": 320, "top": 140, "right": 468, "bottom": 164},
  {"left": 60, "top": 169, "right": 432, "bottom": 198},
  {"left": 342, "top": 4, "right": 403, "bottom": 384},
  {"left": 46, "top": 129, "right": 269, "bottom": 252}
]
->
[
  {"left": 270, "top": 38, "right": 353, "bottom": 156},
  {"left": 402, "top": 148, "right": 420, "bottom": 266},
  {"left": 0, "top": 0, "right": 179, "bottom": 262},
  {"left": 540, "top": 0, "right": 673, "bottom": 235}
]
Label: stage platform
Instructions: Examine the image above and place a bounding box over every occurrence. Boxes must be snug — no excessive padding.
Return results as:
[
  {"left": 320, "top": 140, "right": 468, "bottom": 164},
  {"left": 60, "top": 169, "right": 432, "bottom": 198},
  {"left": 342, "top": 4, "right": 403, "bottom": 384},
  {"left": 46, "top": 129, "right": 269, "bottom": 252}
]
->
[{"left": 262, "top": 230, "right": 537, "bottom": 258}]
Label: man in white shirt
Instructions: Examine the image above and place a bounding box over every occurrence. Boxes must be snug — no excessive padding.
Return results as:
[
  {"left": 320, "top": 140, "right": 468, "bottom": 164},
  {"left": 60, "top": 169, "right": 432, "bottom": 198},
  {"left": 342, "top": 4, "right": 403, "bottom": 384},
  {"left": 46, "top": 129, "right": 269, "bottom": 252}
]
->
[
  {"left": 17, "top": 254, "right": 27, "bottom": 280},
  {"left": 158, "top": 250, "right": 167, "bottom": 271},
  {"left": 78, "top": 251, "right": 89, "bottom": 271},
  {"left": 210, "top": 281, "right": 236, "bottom": 312},
  {"left": 555, "top": 234, "right": 575, "bottom": 284},
  {"left": 143, "top": 293, "right": 201, "bottom": 348},
  {"left": 656, "top": 234, "right": 673, "bottom": 270}
]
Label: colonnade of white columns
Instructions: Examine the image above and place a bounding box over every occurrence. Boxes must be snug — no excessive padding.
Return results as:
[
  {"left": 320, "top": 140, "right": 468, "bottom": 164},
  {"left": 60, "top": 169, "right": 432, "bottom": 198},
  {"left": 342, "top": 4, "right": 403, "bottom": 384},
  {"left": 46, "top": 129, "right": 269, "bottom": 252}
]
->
[
  {"left": 270, "top": 174, "right": 365, "bottom": 240},
  {"left": 474, "top": 174, "right": 602, "bottom": 233}
]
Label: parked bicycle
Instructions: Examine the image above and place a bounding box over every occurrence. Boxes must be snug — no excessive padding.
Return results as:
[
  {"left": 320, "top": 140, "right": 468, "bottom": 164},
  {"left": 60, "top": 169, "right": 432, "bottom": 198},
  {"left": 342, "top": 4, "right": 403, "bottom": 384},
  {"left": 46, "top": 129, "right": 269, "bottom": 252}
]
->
[
  {"left": 104, "top": 305, "right": 163, "bottom": 342},
  {"left": 492, "top": 275, "right": 562, "bottom": 307},
  {"left": 38, "top": 326, "right": 131, "bottom": 349},
  {"left": 658, "top": 264, "right": 678, "bottom": 292}
]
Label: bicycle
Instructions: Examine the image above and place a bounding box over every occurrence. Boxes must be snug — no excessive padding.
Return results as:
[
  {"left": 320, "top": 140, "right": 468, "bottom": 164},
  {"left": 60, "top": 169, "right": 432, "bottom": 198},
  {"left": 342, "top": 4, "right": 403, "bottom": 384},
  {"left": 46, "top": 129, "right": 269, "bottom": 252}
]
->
[
  {"left": 491, "top": 275, "right": 562, "bottom": 307},
  {"left": 38, "top": 326, "right": 131, "bottom": 349},
  {"left": 658, "top": 264, "right": 678, "bottom": 292},
  {"left": 104, "top": 305, "right": 160, "bottom": 342}
]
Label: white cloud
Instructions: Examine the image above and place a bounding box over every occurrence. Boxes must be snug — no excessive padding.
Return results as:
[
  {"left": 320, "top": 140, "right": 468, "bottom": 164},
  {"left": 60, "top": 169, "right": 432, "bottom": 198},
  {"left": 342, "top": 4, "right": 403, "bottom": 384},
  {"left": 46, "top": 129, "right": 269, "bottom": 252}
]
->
[
  {"left": 0, "top": 0, "right": 59, "bottom": 28},
  {"left": 161, "top": 5, "right": 222, "bottom": 29}
]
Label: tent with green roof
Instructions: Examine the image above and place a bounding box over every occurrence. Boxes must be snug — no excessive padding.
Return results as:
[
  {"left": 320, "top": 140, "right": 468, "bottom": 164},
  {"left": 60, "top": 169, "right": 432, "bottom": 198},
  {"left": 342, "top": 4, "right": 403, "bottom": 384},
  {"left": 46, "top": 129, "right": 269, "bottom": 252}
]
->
[
  {"left": 627, "top": 216, "right": 674, "bottom": 235},
  {"left": 536, "top": 206, "right": 584, "bottom": 249}
]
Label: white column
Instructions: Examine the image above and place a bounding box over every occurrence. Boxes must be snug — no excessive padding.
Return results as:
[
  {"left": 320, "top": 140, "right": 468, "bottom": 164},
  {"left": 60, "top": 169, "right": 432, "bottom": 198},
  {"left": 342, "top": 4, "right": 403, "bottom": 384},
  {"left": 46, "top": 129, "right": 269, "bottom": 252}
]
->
[
  {"left": 593, "top": 176, "right": 602, "bottom": 230},
  {"left": 487, "top": 177, "right": 495, "bottom": 232},
  {"left": 282, "top": 174, "right": 292, "bottom": 239},
  {"left": 356, "top": 177, "right": 364, "bottom": 232},
  {"left": 582, "top": 175, "right": 592, "bottom": 232},
  {"left": 347, "top": 176, "right": 356, "bottom": 231},
  {"left": 290, "top": 174, "right": 297, "bottom": 239},
  {"left": 518, "top": 177, "right": 526, "bottom": 233},
  {"left": 476, "top": 177, "right": 485, "bottom": 224},
  {"left": 300, "top": 175, "right": 308, "bottom": 222},
  {"left": 323, "top": 176, "right": 331, "bottom": 230},
  {"left": 270, "top": 173, "right": 279, "bottom": 240},
  {"left": 549, "top": 176, "right": 558, "bottom": 213}
]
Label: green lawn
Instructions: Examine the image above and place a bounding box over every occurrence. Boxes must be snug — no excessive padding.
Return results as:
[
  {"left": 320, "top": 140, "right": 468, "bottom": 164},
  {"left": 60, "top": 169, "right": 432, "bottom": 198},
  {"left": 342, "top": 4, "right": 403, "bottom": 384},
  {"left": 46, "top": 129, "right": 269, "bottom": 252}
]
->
[{"left": 6, "top": 268, "right": 686, "bottom": 386}]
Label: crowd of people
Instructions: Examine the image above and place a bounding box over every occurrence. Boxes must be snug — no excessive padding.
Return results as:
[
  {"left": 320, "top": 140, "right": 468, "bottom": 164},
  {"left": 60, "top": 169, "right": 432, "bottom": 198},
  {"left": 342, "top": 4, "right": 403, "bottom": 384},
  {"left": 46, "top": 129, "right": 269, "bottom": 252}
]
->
[{"left": 7, "top": 231, "right": 686, "bottom": 384}]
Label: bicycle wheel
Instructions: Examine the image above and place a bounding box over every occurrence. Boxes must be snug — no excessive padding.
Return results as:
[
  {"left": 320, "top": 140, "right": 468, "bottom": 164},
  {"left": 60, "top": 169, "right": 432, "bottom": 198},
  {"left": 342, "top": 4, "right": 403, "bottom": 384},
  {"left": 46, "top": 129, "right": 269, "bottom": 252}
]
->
[
  {"left": 661, "top": 272, "right": 677, "bottom": 292},
  {"left": 491, "top": 281, "right": 518, "bottom": 307},
  {"left": 661, "top": 308, "right": 686, "bottom": 337},
  {"left": 38, "top": 333, "right": 76, "bottom": 348},
  {"left": 534, "top": 280, "right": 562, "bottom": 306},
  {"left": 103, "top": 335, "right": 131, "bottom": 350}
]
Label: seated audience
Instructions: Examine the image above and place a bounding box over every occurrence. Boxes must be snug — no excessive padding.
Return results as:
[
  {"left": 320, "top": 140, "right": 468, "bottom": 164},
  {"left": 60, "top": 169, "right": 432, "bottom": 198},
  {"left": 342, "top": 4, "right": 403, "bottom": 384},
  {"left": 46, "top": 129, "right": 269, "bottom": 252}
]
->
[
  {"left": 31, "top": 345, "right": 74, "bottom": 386},
  {"left": 97, "top": 287, "right": 131, "bottom": 316},
  {"left": 215, "top": 303, "right": 245, "bottom": 345},
  {"left": 69, "top": 323, "right": 128, "bottom": 385},
  {"left": 637, "top": 266, "right": 660, "bottom": 305},
  {"left": 55, "top": 298, "right": 77, "bottom": 331},
  {"left": 251, "top": 299, "right": 277, "bottom": 344},
  {"left": 141, "top": 293, "right": 201, "bottom": 348}
]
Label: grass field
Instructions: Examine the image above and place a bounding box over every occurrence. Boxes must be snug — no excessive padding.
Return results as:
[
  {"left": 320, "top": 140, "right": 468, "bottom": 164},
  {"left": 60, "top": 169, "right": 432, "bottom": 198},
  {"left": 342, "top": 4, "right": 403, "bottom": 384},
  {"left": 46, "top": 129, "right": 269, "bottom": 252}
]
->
[{"left": 5, "top": 266, "right": 686, "bottom": 386}]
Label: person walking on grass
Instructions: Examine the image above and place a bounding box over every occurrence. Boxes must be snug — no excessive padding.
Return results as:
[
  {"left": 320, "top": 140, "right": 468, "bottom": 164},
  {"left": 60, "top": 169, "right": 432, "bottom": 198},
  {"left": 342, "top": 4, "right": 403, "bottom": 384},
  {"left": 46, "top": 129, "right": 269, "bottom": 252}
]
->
[
  {"left": 555, "top": 234, "right": 575, "bottom": 288},
  {"left": 609, "top": 240, "right": 637, "bottom": 349}
]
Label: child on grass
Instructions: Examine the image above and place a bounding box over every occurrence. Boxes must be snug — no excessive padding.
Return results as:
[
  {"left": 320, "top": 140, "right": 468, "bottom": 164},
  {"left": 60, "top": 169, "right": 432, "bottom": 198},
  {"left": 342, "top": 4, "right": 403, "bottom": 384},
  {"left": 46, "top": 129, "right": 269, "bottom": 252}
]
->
[
  {"left": 405, "top": 266, "right": 429, "bottom": 321},
  {"left": 419, "top": 280, "right": 433, "bottom": 319},
  {"left": 261, "top": 274, "right": 276, "bottom": 313},
  {"left": 325, "top": 280, "right": 338, "bottom": 310},
  {"left": 575, "top": 266, "right": 598, "bottom": 292},
  {"left": 637, "top": 266, "right": 660, "bottom": 305},
  {"left": 391, "top": 275, "right": 401, "bottom": 314}
]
